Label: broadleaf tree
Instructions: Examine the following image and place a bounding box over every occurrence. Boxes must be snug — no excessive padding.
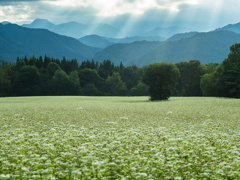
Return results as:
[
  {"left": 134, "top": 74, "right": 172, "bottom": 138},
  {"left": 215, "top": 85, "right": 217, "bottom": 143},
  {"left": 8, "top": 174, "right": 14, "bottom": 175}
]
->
[{"left": 141, "top": 62, "right": 180, "bottom": 100}]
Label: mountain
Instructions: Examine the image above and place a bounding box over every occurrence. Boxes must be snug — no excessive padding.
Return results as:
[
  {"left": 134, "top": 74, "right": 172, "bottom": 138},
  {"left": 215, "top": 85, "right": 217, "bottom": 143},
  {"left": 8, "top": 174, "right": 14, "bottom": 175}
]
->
[
  {"left": 22, "top": 19, "right": 87, "bottom": 38},
  {"left": 166, "top": 32, "right": 199, "bottom": 41},
  {"left": 215, "top": 22, "right": 240, "bottom": 34},
  {"left": 93, "top": 41, "right": 162, "bottom": 65},
  {"left": 79, "top": 35, "right": 114, "bottom": 48},
  {"left": 55, "top": 21, "right": 88, "bottom": 38},
  {"left": 22, "top": 19, "right": 55, "bottom": 29},
  {"left": 91, "top": 23, "right": 123, "bottom": 38},
  {"left": 0, "top": 24, "right": 102, "bottom": 63},
  {"left": 1, "top": 21, "right": 11, "bottom": 25},
  {"left": 22, "top": 19, "right": 123, "bottom": 38},
  {"left": 103, "top": 36, "right": 165, "bottom": 43},
  {"left": 130, "top": 30, "right": 240, "bottom": 67},
  {"left": 139, "top": 26, "right": 193, "bottom": 38}
]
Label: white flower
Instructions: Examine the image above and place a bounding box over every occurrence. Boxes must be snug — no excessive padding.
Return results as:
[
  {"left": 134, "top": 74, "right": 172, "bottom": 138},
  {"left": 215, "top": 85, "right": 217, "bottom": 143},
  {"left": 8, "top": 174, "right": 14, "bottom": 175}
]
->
[
  {"left": 167, "top": 111, "right": 172, "bottom": 115},
  {"left": 0, "top": 174, "right": 10, "bottom": 179}
]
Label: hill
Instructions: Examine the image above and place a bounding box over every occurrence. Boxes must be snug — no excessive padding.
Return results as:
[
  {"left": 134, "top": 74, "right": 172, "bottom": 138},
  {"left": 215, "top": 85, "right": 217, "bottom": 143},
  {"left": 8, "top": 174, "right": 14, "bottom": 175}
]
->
[
  {"left": 90, "top": 23, "right": 123, "bottom": 38},
  {"left": 0, "top": 24, "right": 102, "bottom": 63},
  {"left": 103, "top": 36, "right": 165, "bottom": 43},
  {"left": 1, "top": 21, "right": 11, "bottom": 25},
  {"left": 215, "top": 22, "right": 240, "bottom": 34},
  {"left": 93, "top": 41, "right": 162, "bottom": 65},
  {"left": 166, "top": 32, "right": 199, "bottom": 41},
  {"left": 130, "top": 30, "right": 240, "bottom": 67},
  {"left": 22, "top": 19, "right": 123, "bottom": 38},
  {"left": 78, "top": 35, "right": 114, "bottom": 48},
  {"left": 139, "top": 26, "right": 192, "bottom": 38}
]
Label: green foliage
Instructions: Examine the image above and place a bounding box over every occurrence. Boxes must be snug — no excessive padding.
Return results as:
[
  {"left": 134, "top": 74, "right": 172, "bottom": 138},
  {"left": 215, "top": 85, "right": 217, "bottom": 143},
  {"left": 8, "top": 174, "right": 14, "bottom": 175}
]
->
[
  {"left": 81, "top": 83, "right": 102, "bottom": 96},
  {"left": 141, "top": 62, "right": 180, "bottom": 100},
  {"left": 78, "top": 68, "right": 104, "bottom": 90},
  {"left": 130, "top": 82, "right": 149, "bottom": 96},
  {"left": 52, "top": 70, "right": 70, "bottom": 95},
  {"left": 200, "top": 73, "right": 217, "bottom": 96},
  {"left": 120, "top": 65, "right": 142, "bottom": 91},
  {"left": 175, "top": 60, "right": 206, "bottom": 96},
  {"left": 200, "top": 43, "right": 240, "bottom": 98},
  {"left": 0, "top": 68, "right": 12, "bottom": 97},
  {"left": 16, "top": 60, "right": 26, "bottom": 69},
  {"left": 105, "top": 72, "right": 128, "bottom": 96},
  {"left": 98, "top": 60, "right": 115, "bottom": 79},
  {"left": 68, "top": 70, "right": 81, "bottom": 95},
  {"left": 15, "top": 66, "right": 41, "bottom": 96},
  {"left": 47, "top": 62, "right": 61, "bottom": 78}
]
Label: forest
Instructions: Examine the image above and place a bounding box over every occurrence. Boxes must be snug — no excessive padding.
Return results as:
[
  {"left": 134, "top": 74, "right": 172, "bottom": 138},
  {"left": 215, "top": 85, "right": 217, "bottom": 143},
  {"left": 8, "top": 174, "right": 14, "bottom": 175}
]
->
[{"left": 0, "top": 43, "right": 239, "bottom": 98}]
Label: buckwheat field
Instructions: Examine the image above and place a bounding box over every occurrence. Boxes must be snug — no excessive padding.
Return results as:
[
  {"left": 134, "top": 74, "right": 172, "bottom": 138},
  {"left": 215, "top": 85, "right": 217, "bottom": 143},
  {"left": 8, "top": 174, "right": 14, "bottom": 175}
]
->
[{"left": 0, "top": 96, "right": 240, "bottom": 179}]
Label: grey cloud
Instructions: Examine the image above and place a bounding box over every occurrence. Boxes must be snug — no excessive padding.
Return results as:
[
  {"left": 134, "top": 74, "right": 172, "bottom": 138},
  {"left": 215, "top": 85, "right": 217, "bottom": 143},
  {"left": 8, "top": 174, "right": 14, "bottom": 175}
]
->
[
  {"left": 122, "top": 0, "right": 137, "bottom": 3},
  {"left": 0, "top": 0, "right": 56, "bottom": 1},
  {"left": 0, "top": 0, "right": 56, "bottom": 6},
  {"left": 156, "top": 0, "right": 177, "bottom": 6},
  {"left": 26, "top": 2, "right": 100, "bottom": 24}
]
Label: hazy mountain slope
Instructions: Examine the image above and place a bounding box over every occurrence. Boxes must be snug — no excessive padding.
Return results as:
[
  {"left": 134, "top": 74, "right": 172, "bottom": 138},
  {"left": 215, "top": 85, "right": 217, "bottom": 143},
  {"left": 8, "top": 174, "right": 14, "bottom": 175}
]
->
[
  {"left": 139, "top": 26, "right": 192, "bottom": 38},
  {"left": 0, "top": 24, "right": 102, "bottom": 62},
  {"left": 103, "top": 36, "right": 165, "bottom": 43},
  {"left": 166, "top": 32, "right": 199, "bottom": 41},
  {"left": 22, "top": 19, "right": 87, "bottom": 38},
  {"left": 0, "top": 32, "right": 29, "bottom": 62},
  {"left": 131, "top": 30, "right": 240, "bottom": 67},
  {"left": 22, "top": 19, "right": 55, "bottom": 29},
  {"left": 1, "top": 21, "right": 11, "bottom": 25},
  {"left": 91, "top": 23, "right": 123, "bottom": 38},
  {"left": 215, "top": 22, "right": 240, "bottom": 34},
  {"left": 22, "top": 19, "right": 123, "bottom": 38},
  {"left": 79, "top": 35, "right": 114, "bottom": 48},
  {"left": 93, "top": 41, "right": 162, "bottom": 65}
]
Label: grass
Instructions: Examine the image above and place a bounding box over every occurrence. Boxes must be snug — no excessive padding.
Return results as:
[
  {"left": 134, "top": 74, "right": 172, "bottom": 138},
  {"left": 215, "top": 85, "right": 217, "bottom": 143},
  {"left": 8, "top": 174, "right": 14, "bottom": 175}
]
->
[{"left": 0, "top": 96, "right": 240, "bottom": 179}]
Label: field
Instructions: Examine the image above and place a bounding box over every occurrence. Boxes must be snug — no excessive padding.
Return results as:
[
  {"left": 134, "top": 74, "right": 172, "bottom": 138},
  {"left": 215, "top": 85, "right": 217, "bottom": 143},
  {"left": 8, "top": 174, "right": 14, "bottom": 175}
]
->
[{"left": 0, "top": 96, "right": 240, "bottom": 179}]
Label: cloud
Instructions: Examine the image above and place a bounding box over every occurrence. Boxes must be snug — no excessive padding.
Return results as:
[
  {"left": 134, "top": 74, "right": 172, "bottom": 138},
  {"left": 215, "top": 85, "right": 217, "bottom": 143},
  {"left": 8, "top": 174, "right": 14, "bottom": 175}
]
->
[
  {"left": 1, "top": 0, "right": 240, "bottom": 30},
  {"left": 0, "top": 0, "right": 56, "bottom": 1}
]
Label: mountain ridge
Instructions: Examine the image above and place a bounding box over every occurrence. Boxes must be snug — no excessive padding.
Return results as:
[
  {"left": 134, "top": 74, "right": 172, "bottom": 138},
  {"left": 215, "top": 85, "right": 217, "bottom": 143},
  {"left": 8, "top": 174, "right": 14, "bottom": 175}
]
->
[
  {"left": 0, "top": 23, "right": 102, "bottom": 63},
  {"left": 131, "top": 30, "right": 240, "bottom": 66}
]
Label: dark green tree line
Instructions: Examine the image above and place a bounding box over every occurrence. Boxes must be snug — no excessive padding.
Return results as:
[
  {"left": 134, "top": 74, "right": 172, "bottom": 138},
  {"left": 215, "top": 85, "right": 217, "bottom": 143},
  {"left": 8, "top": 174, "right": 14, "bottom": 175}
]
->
[{"left": 201, "top": 43, "right": 240, "bottom": 98}]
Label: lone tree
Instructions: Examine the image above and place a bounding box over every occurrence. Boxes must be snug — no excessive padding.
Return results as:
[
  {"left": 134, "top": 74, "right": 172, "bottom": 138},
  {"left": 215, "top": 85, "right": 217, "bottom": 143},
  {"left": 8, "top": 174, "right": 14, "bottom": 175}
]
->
[{"left": 141, "top": 62, "right": 180, "bottom": 100}]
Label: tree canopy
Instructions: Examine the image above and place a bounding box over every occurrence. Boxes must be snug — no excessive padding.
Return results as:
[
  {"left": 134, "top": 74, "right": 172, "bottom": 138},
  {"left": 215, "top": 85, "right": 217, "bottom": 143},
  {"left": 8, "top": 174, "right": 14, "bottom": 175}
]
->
[
  {"left": 200, "top": 43, "right": 240, "bottom": 98},
  {"left": 141, "top": 62, "right": 180, "bottom": 100}
]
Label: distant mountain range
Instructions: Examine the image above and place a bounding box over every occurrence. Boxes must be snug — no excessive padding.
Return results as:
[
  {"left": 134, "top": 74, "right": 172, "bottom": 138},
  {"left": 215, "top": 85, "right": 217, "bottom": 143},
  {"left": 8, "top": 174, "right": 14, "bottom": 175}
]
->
[
  {"left": 21, "top": 19, "right": 193, "bottom": 39},
  {"left": 103, "top": 36, "right": 165, "bottom": 43},
  {"left": 215, "top": 22, "right": 240, "bottom": 34},
  {"left": 0, "top": 23, "right": 101, "bottom": 63},
  {"left": 1, "top": 19, "right": 240, "bottom": 67},
  {"left": 1, "top": 21, "right": 11, "bottom": 25},
  {"left": 166, "top": 32, "right": 199, "bottom": 41},
  {"left": 22, "top": 19, "right": 124, "bottom": 39},
  {"left": 130, "top": 30, "right": 240, "bottom": 66},
  {"left": 78, "top": 35, "right": 114, "bottom": 48},
  {"left": 139, "top": 26, "right": 192, "bottom": 38},
  {"left": 78, "top": 35, "right": 165, "bottom": 48},
  {"left": 93, "top": 30, "right": 240, "bottom": 67},
  {"left": 93, "top": 41, "right": 163, "bottom": 65}
]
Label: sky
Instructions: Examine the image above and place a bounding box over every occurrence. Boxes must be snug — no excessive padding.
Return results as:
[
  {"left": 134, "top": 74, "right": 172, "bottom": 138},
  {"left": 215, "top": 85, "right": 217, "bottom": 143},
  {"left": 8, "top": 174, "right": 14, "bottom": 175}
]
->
[{"left": 0, "top": 0, "right": 240, "bottom": 31}]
